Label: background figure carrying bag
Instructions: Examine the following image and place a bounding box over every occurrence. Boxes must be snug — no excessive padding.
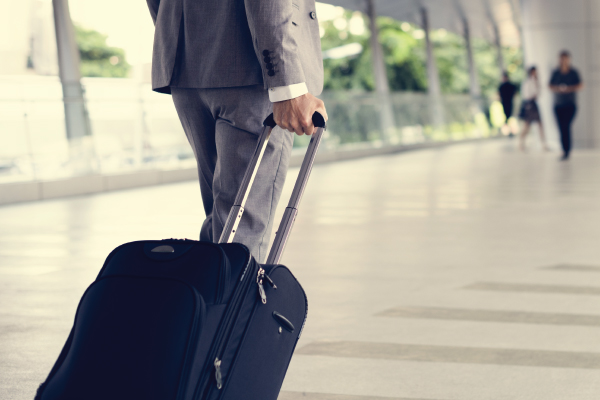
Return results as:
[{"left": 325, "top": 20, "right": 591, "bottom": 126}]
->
[{"left": 35, "top": 113, "right": 326, "bottom": 400}]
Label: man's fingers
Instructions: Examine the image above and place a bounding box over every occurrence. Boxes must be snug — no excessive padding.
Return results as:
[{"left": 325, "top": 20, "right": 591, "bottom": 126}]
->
[
  {"left": 272, "top": 95, "right": 328, "bottom": 136},
  {"left": 316, "top": 101, "right": 328, "bottom": 122},
  {"left": 316, "top": 99, "right": 328, "bottom": 121},
  {"left": 300, "top": 116, "right": 314, "bottom": 136},
  {"left": 273, "top": 114, "right": 284, "bottom": 129},
  {"left": 276, "top": 120, "right": 287, "bottom": 131},
  {"left": 275, "top": 114, "right": 293, "bottom": 133},
  {"left": 290, "top": 122, "right": 304, "bottom": 136},
  {"left": 281, "top": 118, "right": 297, "bottom": 134}
]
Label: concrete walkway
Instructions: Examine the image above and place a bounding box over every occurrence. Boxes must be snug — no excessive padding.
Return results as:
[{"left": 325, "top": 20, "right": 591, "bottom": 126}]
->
[{"left": 2, "top": 140, "right": 600, "bottom": 399}]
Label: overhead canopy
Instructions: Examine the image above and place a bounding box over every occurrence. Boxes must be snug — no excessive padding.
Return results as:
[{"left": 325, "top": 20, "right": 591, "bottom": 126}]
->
[{"left": 319, "top": 0, "right": 522, "bottom": 47}]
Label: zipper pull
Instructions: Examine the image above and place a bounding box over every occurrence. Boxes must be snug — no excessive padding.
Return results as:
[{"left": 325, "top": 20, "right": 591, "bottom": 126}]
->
[
  {"left": 214, "top": 358, "right": 223, "bottom": 389},
  {"left": 264, "top": 273, "right": 277, "bottom": 289},
  {"left": 257, "top": 268, "right": 267, "bottom": 304}
]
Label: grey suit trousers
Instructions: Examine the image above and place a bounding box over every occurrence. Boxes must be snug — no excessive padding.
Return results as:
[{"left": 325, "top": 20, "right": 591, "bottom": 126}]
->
[{"left": 171, "top": 86, "right": 293, "bottom": 262}]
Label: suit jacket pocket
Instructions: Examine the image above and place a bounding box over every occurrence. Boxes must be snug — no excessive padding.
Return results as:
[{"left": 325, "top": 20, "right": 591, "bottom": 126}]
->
[{"left": 292, "top": 2, "right": 300, "bottom": 26}]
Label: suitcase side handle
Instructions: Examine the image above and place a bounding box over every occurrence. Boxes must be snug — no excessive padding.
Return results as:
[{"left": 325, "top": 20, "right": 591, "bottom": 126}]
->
[{"left": 219, "top": 112, "right": 326, "bottom": 266}]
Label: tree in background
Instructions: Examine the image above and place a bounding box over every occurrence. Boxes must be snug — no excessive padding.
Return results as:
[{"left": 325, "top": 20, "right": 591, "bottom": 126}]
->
[
  {"left": 320, "top": 12, "right": 427, "bottom": 92},
  {"left": 378, "top": 18, "right": 427, "bottom": 92},
  {"left": 320, "top": 11, "right": 523, "bottom": 100},
  {"left": 74, "top": 24, "right": 131, "bottom": 78},
  {"left": 320, "top": 11, "right": 374, "bottom": 90}
]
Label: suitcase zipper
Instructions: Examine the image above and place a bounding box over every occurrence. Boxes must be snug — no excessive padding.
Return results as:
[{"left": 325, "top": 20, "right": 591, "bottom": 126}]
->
[
  {"left": 194, "top": 258, "right": 259, "bottom": 399},
  {"left": 195, "top": 261, "right": 277, "bottom": 398},
  {"left": 209, "top": 266, "right": 298, "bottom": 400},
  {"left": 209, "top": 266, "right": 277, "bottom": 396},
  {"left": 256, "top": 267, "right": 276, "bottom": 304},
  {"left": 213, "top": 358, "right": 223, "bottom": 389}
]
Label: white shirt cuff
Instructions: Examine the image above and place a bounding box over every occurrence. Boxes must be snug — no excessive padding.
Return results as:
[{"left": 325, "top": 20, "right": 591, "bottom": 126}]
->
[{"left": 268, "top": 82, "right": 308, "bottom": 102}]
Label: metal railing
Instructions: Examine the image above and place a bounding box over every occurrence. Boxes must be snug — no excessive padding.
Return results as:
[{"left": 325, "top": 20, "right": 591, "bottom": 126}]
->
[{"left": 0, "top": 76, "right": 491, "bottom": 184}]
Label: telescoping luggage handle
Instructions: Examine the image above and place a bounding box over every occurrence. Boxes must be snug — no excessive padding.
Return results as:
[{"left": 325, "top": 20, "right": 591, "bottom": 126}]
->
[{"left": 218, "top": 112, "right": 326, "bottom": 265}]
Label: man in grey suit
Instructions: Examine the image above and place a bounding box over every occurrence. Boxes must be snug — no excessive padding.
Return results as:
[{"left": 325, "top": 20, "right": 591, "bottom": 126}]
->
[{"left": 145, "top": 0, "right": 327, "bottom": 262}]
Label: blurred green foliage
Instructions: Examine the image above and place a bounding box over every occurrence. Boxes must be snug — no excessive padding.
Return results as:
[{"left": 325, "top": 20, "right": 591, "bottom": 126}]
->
[
  {"left": 74, "top": 24, "right": 131, "bottom": 78},
  {"left": 379, "top": 18, "right": 428, "bottom": 91},
  {"left": 320, "top": 13, "right": 374, "bottom": 90},
  {"left": 321, "top": 11, "right": 524, "bottom": 100}
]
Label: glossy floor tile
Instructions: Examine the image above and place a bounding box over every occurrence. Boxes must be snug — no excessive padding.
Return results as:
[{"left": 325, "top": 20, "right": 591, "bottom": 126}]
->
[{"left": 1, "top": 139, "right": 600, "bottom": 399}]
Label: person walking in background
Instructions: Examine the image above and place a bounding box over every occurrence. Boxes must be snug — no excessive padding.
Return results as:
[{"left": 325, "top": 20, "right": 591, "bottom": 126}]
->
[
  {"left": 518, "top": 66, "right": 548, "bottom": 152},
  {"left": 498, "top": 71, "right": 518, "bottom": 136},
  {"left": 550, "top": 50, "right": 582, "bottom": 161}
]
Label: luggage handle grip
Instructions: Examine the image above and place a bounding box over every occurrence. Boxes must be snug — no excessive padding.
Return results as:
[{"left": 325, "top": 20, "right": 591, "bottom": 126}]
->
[
  {"left": 219, "top": 112, "right": 325, "bottom": 266},
  {"left": 263, "top": 112, "right": 327, "bottom": 129}
]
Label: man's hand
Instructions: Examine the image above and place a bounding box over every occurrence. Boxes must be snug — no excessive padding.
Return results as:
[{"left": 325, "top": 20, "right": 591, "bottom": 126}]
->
[{"left": 273, "top": 93, "right": 328, "bottom": 135}]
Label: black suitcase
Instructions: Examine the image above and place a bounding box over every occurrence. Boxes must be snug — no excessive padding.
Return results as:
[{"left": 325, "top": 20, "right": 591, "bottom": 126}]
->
[{"left": 35, "top": 113, "right": 326, "bottom": 400}]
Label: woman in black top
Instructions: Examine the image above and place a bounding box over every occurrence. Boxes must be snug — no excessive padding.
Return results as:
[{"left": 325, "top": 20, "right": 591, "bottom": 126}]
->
[
  {"left": 499, "top": 71, "right": 518, "bottom": 135},
  {"left": 549, "top": 50, "right": 583, "bottom": 160}
]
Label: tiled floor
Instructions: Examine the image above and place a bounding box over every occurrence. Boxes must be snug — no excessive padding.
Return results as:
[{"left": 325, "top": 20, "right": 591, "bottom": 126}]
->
[{"left": 2, "top": 139, "right": 600, "bottom": 399}]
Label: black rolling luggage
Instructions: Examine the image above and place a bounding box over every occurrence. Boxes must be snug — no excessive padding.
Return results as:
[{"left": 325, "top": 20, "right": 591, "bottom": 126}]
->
[{"left": 35, "top": 113, "right": 326, "bottom": 400}]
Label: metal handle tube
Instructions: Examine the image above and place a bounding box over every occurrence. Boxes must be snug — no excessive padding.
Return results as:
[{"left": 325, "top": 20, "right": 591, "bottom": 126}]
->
[
  {"left": 265, "top": 127, "right": 324, "bottom": 265},
  {"left": 219, "top": 126, "right": 272, "bottom": 244},
  {"left": 286, "top": 127, "right": 324, "bottom": 209}
]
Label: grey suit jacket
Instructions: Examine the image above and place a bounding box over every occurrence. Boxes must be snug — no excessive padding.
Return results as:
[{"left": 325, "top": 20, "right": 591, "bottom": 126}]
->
[{"left": 146, "top": 0, "right": 324, "bottom": 96}]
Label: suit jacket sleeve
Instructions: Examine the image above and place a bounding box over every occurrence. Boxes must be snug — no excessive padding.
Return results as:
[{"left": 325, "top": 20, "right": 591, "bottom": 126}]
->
[
  {"left": 244, "top": 0, "right": 306, "bottom": 88},
  {"left": 146, "top": 0, "right": 160, "bottom": 25}
]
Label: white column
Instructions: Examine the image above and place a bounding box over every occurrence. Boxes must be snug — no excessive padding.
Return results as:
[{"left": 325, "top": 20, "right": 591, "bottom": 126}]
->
[
  {"left": 462, "top": 16, "right": 482, "bottom": 102},
  {"left": 52, "top": 0, "right": 92, "bottom": 141},
  {"left": 366, "top": 0, "right": 396, "bottom": 140},
  {"left": 421, "top": 7, "right": 445, "bottom": 128},
  {"left": 490, "top": 18, "right": 505, "bottom": 74},
  {"left": 366, "top": 0, "right": 389, "bottom": 95},
  {"left": 521, "top": 0, "right": 600, "bottom": 149}
]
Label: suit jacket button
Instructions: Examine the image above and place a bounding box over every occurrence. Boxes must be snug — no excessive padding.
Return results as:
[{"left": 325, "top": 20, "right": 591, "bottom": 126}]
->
[
  {"left": 309, "top": 11, "right": 316, "bottom": 19},
  {"left": 268, "top": 70, "right": 275, "bottom": 77},
  {"left": 264, "top": 56, "right": 271, "bottom": 63},
  {"left": 266, "top": 63, "right": 274, "bottom": 70},
  {"left": 262, "top": 50, "right": 270, "bottom": 56}
]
